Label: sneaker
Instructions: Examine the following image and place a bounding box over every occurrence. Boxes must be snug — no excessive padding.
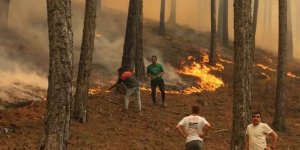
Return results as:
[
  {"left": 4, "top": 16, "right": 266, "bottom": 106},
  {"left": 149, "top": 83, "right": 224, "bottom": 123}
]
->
[{"left": 161, "top": 103, "right": 168, "bottom": 108}]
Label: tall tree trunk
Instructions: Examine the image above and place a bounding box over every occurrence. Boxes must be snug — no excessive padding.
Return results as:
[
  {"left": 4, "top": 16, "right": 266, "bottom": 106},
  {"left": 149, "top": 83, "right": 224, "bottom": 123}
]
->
[
  {"left": 0, "top": 0, "right": 10, "bottom": 30},
  {"left": 287, "top": 0, "right": 293, "bottom": 59},
  {"left": 122, "top": 0, "right": 145, "bottom": 82},
  {"left": 159, "top": 0, "right": 166, "bottom": 35},
  {"left": 41, "top": 0, "right": 73, "bottom": 149},
  {"left": 217, "top": 0, "right": 223, "bottom": 38},
  {"left": 209, "top": 0, "right": 217, "bottom": 66},
  {"left": 73, "top": 0, "right": 97, "bottom": 123},
  {"left": 251, "top": 0, "right": 259, "bottom": 62},
  {"left": 168, "top": 0, "right": 176, "bottom": 24},
  {"left": 273, "top": 0, "right": 287, "bottom": 132},
  {"left": 134, "top": 0, "right": 146, "bottom": 82},
  {"left": 231, "top": 0, "right": 252, "bottom": 149},
  {"left": 222, "top": 0, "right": 229, "bottom": 47}
]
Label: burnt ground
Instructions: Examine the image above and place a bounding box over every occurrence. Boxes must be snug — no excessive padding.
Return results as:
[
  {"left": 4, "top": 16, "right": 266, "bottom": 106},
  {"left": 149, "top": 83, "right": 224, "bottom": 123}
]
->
[{"left": 1, "top": 7, "right": 300, "bottom": 150}]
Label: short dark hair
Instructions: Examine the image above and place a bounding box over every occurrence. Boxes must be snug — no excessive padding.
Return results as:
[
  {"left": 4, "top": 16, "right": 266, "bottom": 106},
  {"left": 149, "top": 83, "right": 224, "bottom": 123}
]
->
[
  {"left": 117, "top": 67, "right": 126, "bottom": 72},
  {"left": 192, "top": 105, "right": 200, "bottom": 114},
  {"left": 151, "top": 55, "right": 157, "bottom": 59},
  {"left": 252, "top": 111, "right": 261, "bottom": 117}
]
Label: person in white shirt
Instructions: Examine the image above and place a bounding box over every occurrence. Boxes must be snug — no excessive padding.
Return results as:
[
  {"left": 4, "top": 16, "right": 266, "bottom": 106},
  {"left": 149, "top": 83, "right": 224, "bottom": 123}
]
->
[
  {"left": 176, "top": 105, "right": 211, "bottom": 150},
  {"left": 245, "top": 112, "right": 278, "bottom": 150}
]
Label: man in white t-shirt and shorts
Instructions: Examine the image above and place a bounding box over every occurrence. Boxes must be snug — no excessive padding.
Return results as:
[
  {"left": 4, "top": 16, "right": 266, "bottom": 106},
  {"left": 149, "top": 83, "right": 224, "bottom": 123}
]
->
[
  {"left": 245, "top": 112, "right": 278, "bottom": 150},
  {"left": 176, "top": 105, "right": 211, "bottom": 150}
]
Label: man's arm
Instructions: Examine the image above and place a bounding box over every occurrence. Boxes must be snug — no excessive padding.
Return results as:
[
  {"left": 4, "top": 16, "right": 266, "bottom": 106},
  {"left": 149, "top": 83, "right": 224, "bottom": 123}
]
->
[
  {"left": 176, "top": 124, "right": 187, "bottom": 138},
  {"left": 199, "top": 123, "right": 211, "bottom": 138},
  {"left": 268, "top": 131, "right": 278, "bottom": 149},
  {"left": 244, "top": 134, "right": 249, "bottom": 150}
]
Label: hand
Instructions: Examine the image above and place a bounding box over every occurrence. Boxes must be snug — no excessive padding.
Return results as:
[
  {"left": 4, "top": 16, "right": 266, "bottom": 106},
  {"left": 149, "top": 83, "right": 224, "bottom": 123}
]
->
[
  {"left": 199, "top": 134, "right": 205, "bottom": 139},
  {"left": 265, "top": 147, "right": 271, "bottom": 150}
]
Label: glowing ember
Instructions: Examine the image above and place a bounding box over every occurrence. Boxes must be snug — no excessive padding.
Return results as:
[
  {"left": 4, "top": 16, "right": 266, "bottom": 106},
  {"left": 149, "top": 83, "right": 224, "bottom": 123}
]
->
[
  {"left": 287, "top": 72, "right": 300, "bottom": 79},
  {"left": 88, "top": 86, "right": 101, "bottom": 95},
  {"left": 255, "top": 64, "right": 276, "bottom": 72}
]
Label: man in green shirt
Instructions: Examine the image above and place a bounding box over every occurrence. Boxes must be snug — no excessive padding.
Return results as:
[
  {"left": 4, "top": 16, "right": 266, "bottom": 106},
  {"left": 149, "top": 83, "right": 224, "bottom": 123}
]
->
[{"left": 147, "top": 55, "right": 166, "bottom": 107}]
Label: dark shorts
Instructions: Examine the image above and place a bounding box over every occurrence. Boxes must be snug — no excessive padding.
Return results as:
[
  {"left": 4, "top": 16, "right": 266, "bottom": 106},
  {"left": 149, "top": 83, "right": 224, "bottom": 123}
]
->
[{"left": 185, "top": 140, "right": 203, "bottom": 150}]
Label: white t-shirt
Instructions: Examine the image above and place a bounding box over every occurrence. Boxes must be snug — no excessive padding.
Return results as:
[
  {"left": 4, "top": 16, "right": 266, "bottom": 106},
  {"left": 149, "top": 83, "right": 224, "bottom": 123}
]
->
[
  {"left": 246, "top": 123, "right": 274, "bottom": 150},
  {"left": 178, "top": 115, "right": 209, "bottom": 143}
]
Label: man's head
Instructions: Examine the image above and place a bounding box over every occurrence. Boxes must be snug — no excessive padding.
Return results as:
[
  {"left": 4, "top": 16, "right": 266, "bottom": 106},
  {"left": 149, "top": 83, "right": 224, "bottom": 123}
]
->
[
  {"left": 251, "top": 111, "right": 262, "bottom": 125},
  {"left": 151, "top": 55, "right": 157, "bottom": 64},
  {"left": 117, "top": 67, "right": 126, "bottom": 75},
  {"left": 192, "top": 105, "right": 200, "bottom": 114}
]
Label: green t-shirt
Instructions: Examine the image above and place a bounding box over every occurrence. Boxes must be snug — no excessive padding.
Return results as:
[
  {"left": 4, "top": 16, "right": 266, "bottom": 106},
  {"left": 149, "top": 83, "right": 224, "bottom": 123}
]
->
[{"left": 147, "top": 63, "right": 164, "bottom": 79}]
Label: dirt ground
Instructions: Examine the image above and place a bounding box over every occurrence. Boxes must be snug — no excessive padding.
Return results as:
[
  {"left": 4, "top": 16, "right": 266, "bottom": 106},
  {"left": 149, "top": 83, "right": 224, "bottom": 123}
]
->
[{"left": 1, "top": 7, "right": 300, "bottom": 150}]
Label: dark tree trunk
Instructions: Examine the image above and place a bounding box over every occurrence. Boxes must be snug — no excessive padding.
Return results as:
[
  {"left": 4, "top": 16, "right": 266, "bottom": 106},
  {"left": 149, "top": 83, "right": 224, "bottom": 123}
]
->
[
  {"left": 159, "top": 0, "right": 166, "bottom": 35},
  {"left": 273, "top": 0, "right": 287, "bottom": 132},
  {"left": 231, "top": 0, "right": 252, "bottom": 150},
  {"left": 217, "top": 0, "right": 223, "bottom": 38},
  {"left": 122, "top": 0, "right": 145, "bottom": 82},
  {"left": 41, "top": 0, "right": 73, "bottom": 149},
  {"left": 0, "top": 0, "right": 10, "bottom": 30},
  {"left": 73, "top": 0, "right": 97, "bottom": 124},
  {"left": 251, "top": 0, "right": 259, "bottom": 62},
  {"left": 168, "top": 0, "right": 176, "bottom": 24},
  {"left": 287, "top": 0, "right": 293, "bottom": 59},
  {"left": 222, "top": 0, "right": 229, "bottom": 47},
  {"left": 209, "top": 0, "right": 217, "bottom": 66}
]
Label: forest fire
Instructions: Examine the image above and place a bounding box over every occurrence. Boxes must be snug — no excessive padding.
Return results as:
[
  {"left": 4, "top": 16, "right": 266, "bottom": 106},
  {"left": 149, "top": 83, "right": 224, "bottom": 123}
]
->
[
  {"left": 177, "top": 54, "right": 224, "bottom": 94},
  {"left": 88, "top": 86, "right": 101, "bottom": 95},
  {"left": 254, "top": 64, "right": 300, "bottom": 79}
]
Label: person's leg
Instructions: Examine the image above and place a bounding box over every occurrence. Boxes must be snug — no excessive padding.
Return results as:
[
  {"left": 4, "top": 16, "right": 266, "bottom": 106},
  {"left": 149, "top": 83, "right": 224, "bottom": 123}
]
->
[
  {"left": 158, "top": 79, "right": 165, "bottom": 105},
  {"left": 151, "top": 80, "right": 158, "bottom": 104},
  {"left": 185, "top": 140, "right": 202, "bottom": 150},
  {"left": 124, "top": 87, "right": 136, "bottom": 110},
  {"left": 135, "top": 87, "right": 141, "bottom": 111}
]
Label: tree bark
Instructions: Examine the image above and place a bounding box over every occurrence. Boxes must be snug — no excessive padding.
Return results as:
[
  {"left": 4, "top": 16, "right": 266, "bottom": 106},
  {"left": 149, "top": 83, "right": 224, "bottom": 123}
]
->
[
  {"left": 217, "top": 0, "right": 223, "bottom": 38},
  {"left": 231, "top": 0, "right": 252, "bottom": 150},
  {"left": 0, "top": 0, "right": 10, "bottom": 30},
  {"left": 222, "top": 0, "right": 229, "bottom": 47},
  {"left": 287, "top": 0, "right": 293, "bottom": 59},
  {"left": 41, "top": 0, "right": 73, "bottom": 149},
  {"left": 159, "top": 0, "right": 166, "bottom": 35},
  {"left": 168, "top": 0, "right": 176, "bottom": 24},
  {"left": 209, "top": 0, "right": 217, "bottom": 66},
  {"left": 121, "top": 0, "right": 145, "bottom": 82},
  {"left": 73, "top": 0, "right": 97, "bottom": 123},
  {"left": 273, "top": 0, "right": 287, "bottom": 132},
  {"left": 251, "top": 0, "right": 259, "bottom": 63}
]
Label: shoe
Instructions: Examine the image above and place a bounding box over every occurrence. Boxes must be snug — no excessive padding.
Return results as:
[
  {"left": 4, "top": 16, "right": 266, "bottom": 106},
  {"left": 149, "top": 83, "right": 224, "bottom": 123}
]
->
[{"left": 161, "top": 103, "right": 168, "bottom": 108}]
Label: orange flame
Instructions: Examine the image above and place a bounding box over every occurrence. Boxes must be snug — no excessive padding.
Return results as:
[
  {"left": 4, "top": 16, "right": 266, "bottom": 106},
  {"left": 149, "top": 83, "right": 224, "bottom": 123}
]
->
[
  {"left": 177, "top": 53, "right": 224, "bottom": 94},
  {"left": 88, "top": 86, "right": 101, "bottom": 95},
  {"left": 287, "top": 72, "right": 300, "bottom": 79}
]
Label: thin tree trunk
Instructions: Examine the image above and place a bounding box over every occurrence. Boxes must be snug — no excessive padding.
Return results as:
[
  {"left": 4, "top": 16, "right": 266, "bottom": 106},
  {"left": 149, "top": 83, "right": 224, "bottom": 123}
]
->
[
  {"left": 222, "top": 0, "right": 228, "bottom": 47},
  {"left": 273, "top": 0, "right": 287, "bottom": 132},
  {"left": 231, "top": 0, "right": 252, "bottom": 149},
  {"left": 159, "top": 0, "right": 166, "bottom": 35},
  {"left": 0, "top": 0, "right": 10, "bottom": 30},
  {"left": 168, "top": 0, "right": 176, "bottom": 24},
  {"left": 41, "top": 0, "right": 73, "bottom": 149},
  {"left": 121, "top": 0, "right": 145, "bottom": 82},
  {"left": 209, "top": 0, "right": 217, "bottom": 66},
  {"left": 287, "top": 0, "right": 293, "bottom": 59},
  {"left": 73, "top": 0, "right": 97, "bottom": 123},
  {"left": 217, "top": 0, "right": 223, "bottom": 38},
  {"left": 251, "top": 0, "right": 259, "bottom": 62}
]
